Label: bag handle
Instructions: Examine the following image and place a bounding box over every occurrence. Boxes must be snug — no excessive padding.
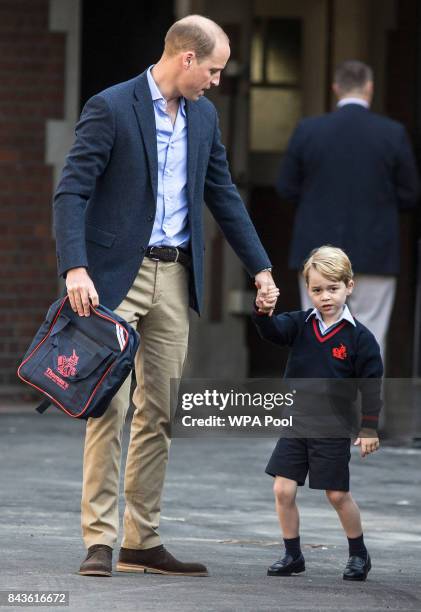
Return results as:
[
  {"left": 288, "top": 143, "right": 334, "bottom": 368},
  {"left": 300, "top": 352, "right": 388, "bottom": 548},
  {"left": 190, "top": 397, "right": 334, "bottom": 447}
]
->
[{"left": 36, "top": 399, "right": 51, "bottom": 414}]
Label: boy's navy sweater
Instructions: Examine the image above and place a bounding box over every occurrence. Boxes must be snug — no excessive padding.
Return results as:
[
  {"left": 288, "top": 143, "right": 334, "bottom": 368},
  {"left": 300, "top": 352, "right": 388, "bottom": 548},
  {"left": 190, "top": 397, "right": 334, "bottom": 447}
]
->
[{"left": 252, "top": 308, "right": 383, "bottom": 430}]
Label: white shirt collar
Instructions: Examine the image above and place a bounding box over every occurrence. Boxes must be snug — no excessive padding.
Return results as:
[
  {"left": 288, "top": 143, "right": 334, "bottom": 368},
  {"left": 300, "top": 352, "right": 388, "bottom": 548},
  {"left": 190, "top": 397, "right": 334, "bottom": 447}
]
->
[
  {"left": 337, "top": 97, "right": 369, "bottom": 109},
  {"left": 305, "top": 304, "right": 356, "bottom": 331}
]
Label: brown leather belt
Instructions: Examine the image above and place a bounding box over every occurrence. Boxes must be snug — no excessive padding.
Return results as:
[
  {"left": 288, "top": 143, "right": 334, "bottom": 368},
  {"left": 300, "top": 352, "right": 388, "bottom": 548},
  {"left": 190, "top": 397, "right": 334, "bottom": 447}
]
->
[{"left": 145, "top": 246, "right": 191, "bottom": 269}]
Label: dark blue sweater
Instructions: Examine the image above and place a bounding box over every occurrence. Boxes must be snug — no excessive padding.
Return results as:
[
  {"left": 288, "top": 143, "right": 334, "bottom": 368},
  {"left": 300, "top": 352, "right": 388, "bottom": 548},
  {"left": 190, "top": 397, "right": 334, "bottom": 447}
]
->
[{"left": 252, "top": 308, "right": 383, "bottom": 430}]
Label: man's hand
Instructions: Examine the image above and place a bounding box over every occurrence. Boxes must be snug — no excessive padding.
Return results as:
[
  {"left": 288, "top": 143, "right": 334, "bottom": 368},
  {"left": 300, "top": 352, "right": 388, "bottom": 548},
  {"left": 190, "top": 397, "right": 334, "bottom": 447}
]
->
[
  {"left": 255, "top": 270, "right": 279, "bottom": 316},
  {"left": 66, "top": 267, "right": 99, "bottom": 317},
  {"left": 354, "top": 430, "right": 380, "bottom": 458},
  {"left": 256, "top": 287, "right": 279, "bottom": 314}
]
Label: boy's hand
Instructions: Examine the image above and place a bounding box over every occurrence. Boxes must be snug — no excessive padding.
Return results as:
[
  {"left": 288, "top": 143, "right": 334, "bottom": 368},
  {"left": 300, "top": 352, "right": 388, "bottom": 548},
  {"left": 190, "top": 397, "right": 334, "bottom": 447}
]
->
[{"left": 354, "top": 429, "right": 380, "bottom": 457}]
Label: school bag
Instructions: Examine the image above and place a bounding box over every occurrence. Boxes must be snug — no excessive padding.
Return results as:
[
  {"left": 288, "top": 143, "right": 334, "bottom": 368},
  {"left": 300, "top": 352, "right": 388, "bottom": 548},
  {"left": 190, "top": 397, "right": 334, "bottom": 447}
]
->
[{"left": 17, "top": 295, "right": 140, "bottom": 419}]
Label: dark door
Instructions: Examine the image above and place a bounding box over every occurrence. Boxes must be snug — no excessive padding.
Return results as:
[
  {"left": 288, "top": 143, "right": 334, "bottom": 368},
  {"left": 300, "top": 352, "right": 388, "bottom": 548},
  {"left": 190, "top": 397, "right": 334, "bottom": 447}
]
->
[{"left": 81, "top": 0, "right": 174, "bottom": 106}]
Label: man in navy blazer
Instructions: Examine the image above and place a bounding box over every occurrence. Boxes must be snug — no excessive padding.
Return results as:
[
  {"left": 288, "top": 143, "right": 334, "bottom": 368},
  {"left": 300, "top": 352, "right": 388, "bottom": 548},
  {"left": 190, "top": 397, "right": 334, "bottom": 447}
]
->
[
  {"left": 54, "top": 15, "right": 277, "bottom": 577},
  {"left": 277, "top": 60, "right": 419, "bottom": 361}
]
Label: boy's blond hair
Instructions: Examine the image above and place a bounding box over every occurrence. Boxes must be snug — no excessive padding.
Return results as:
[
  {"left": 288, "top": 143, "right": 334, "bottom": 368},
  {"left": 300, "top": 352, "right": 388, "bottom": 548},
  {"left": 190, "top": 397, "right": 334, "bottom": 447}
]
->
[{"left": 302, "top": 245, "right": 353, "bottom": 285}]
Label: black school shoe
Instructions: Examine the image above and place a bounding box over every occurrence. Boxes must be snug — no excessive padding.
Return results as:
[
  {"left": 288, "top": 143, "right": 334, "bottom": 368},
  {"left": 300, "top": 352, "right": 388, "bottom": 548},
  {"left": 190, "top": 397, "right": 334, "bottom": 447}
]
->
[
  {"left": 267, "top": 553, "right": 305, "bottom": 576},
  {"left": 343, "top": 554, "right": 371, "bottom": 581}
]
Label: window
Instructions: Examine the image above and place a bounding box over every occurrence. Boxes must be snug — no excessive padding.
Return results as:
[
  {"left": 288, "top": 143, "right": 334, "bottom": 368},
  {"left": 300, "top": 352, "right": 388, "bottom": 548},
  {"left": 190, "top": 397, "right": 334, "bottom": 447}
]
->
[{"left": 250, "top": 18, "right": 302, "bottom": 152}]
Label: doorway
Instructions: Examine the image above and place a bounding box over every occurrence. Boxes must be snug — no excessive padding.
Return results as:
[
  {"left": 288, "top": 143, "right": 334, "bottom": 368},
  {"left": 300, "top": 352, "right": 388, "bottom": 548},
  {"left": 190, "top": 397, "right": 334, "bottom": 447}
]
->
[
  {"left": 247, "top": 0, "right": 328, "bottom": 376},
  {"left": 80, "top": 0, "right": 174, "bottom": 106}
]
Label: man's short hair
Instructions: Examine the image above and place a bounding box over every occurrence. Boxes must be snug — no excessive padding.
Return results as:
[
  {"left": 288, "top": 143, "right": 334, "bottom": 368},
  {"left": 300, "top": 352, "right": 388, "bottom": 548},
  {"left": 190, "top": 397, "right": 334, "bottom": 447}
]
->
[
  {"left": 333, "top": 60, "right": 373, "bottom": 93},
  {"left": 164, "top": 15, "right": 228, "bottom": 61},
  {"left": 302, "top": 245, "right": 354, "bottom": 285}
]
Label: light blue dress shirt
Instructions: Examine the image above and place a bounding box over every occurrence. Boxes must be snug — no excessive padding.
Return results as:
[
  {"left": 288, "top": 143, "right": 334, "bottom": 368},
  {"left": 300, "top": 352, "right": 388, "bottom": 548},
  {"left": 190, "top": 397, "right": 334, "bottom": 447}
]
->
[
  {"left": 146, "top": 66, "right": 189, "bottom": 247},
  {"left": 306, "top": 304, "right": 356, "bottom": 335}
]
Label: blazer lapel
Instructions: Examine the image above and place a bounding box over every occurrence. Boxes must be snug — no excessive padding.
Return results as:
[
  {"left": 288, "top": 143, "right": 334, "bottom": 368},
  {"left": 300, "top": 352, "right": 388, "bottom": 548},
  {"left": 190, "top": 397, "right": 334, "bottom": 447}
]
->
[
  {"left": 186, "top": 100, "right": 201, "bottom": 209},
  {"left": 133, "top": 72, "right": 158, "bottom": 203}
]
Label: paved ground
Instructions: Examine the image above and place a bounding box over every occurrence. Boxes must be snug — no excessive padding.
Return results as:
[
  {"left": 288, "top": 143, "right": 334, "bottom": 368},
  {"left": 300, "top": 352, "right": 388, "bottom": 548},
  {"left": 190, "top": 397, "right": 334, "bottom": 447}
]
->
[{"left": 0, "top": 404, "right": 420, "bottom": 611}]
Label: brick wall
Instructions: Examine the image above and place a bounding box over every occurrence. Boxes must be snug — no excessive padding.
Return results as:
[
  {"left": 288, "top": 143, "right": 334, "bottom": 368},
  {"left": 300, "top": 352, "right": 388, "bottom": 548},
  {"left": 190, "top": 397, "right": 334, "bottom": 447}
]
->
[{"left": 0, "top": 0, "right": 65, "bottom": 396}]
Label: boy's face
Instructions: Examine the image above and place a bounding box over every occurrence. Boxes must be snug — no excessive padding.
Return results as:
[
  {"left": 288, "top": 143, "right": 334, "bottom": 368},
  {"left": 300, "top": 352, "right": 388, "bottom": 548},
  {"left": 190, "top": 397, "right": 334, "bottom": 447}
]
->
[{"left": 306, "top": 268, "right": 354, "bottom": 321}]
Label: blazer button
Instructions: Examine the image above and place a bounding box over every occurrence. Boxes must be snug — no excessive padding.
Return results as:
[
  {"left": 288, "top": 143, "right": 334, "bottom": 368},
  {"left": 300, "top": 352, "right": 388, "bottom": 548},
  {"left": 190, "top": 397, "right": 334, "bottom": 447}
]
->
[
  {"left": 148, "top": 214, "right": 154, "bottom": 221},
  {"left": 140, "top": 246, "right": 145, "bottom": 253}
]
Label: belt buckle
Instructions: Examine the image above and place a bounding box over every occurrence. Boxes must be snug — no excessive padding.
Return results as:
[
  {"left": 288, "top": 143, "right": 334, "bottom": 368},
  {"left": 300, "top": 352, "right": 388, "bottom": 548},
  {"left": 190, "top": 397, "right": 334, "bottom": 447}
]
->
[{"left": 149, "top": 246, "right": 160, "bottom": 261}]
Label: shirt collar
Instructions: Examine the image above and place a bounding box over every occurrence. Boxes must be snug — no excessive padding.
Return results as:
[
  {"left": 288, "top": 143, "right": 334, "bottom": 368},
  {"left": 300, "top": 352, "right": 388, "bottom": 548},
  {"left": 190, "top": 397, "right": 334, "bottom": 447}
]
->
[
  {"left": 147, "top": 65, "right": 186, "bottom": 117},
  {"left": 337, "top": 97, "right": 369, "bottom": 109},
  {"left": 305, "top": 304, "right": 356, "bottom": 327}
]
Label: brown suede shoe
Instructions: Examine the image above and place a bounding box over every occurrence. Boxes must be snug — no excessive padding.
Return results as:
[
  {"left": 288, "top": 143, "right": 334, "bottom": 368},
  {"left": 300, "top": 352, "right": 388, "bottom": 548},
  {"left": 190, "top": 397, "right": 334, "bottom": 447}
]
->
[
  {"left": 116, "top": 545, "right": 208, "bottom": 576},
  {"left": 79, "top": 544, "right": 113, "bottom": 577}
]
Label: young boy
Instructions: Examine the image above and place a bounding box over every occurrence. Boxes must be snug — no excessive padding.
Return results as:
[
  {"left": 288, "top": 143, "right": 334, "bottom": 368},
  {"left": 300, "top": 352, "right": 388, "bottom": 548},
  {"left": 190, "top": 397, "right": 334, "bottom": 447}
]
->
[{"left": 253, "top": 246, "right": 382, "bottom": 581}]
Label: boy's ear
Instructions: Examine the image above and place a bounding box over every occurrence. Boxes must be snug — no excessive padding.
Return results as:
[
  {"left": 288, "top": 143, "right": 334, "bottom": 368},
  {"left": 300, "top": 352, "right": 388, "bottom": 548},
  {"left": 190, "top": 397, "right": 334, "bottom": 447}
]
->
[{"left": 346, "top": 279, "right": 354, "bottom": 294}]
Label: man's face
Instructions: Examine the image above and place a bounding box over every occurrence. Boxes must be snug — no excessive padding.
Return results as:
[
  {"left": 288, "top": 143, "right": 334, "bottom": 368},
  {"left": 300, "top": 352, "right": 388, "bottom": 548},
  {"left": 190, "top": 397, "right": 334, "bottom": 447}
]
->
[
  {"left": 179, "top": 40, "right": 230, "bottom": 101},
  {"left": 306, "top": 268, "right": 353, "bottom": 321}
]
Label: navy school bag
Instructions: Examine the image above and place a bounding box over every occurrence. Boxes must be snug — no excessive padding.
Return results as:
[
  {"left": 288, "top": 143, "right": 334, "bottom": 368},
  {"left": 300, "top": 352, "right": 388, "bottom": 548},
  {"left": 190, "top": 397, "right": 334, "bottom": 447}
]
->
[{"left": 17, "top": 296, "right": 140, "bottom": 419}]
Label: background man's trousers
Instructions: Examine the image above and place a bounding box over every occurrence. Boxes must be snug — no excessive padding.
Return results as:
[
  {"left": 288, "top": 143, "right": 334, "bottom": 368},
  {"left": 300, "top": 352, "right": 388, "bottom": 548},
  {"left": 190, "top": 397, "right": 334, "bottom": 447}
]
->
[
  {"left": 81, "top": 258, "right": 190, "bottom": 550},
  {"left": 299, "top": 274, "right": 397, "bottom": 363}
]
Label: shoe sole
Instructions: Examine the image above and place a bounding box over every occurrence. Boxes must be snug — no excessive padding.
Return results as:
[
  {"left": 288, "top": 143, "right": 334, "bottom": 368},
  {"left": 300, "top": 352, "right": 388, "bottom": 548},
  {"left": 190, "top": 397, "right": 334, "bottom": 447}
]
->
[
  {"left": 78, "top": 570, "right": 112, "bottom": 577},
  {"left": 116, "top": 562, "right": 208, "bottom": 577},
  {"left": 267, "top": 565, "right": 306, "bottom": 576},
  {"left": 343, "top": 560, "right": 371, "bottom": 581}
]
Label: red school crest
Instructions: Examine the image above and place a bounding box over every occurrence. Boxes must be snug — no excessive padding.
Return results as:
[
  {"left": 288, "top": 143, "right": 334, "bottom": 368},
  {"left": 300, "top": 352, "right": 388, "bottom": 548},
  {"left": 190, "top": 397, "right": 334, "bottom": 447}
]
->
[
  {"left": 57, "top": 349, "right": 79, "bottom": 378},
  {"left": 332, "top": 343, "right": 347, "bottom": 360}
]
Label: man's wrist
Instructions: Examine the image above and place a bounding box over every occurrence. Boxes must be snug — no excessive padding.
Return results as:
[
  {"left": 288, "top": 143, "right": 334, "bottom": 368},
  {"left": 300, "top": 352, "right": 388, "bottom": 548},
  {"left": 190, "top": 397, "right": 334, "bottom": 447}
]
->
[
  {"left": 66, "top": 267, "right": 89, "bottom": 279},
  {"left": 256, "top": 267, "right": 272, "bottom": 276}
]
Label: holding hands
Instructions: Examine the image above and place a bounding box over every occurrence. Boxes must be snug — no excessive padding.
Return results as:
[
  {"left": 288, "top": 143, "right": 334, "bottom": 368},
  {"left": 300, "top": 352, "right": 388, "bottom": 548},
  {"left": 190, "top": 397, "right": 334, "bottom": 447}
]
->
[{"left": 255, "top": 270, "right": 279, "bottom": 316}]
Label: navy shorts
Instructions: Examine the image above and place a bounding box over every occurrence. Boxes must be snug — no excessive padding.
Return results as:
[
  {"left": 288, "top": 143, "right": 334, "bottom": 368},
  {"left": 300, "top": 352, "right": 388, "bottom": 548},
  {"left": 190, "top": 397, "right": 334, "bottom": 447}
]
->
[{"left": 265, "top": 437, "right": 351, "bottom": 491}]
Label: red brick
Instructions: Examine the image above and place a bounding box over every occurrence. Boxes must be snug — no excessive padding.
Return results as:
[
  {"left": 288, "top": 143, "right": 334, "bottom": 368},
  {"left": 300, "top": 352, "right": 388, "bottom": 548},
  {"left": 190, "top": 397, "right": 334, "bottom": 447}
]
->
[
  {"left": 0, "top": 0, "right": 65, "bottom": 395},
  {"left": 0, "top": 148, "right": 19, "bottom": 162}
]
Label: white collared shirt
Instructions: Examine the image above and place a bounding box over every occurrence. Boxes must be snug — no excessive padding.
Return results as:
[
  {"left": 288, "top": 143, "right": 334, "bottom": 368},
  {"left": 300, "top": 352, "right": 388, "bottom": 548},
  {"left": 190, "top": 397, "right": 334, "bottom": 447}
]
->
[
  {"left": 337, "top": 97, "right": 369, "bottom": 109},
  {"left": 305, "top": 304, "right": 356, "bottom": 335}
]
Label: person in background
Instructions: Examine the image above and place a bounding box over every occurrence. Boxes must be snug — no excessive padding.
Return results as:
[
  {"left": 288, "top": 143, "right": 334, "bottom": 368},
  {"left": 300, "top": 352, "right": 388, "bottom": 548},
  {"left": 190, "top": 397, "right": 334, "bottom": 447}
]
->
[{"left": 277, "top": 60, "right": 420, "bottom": 363}]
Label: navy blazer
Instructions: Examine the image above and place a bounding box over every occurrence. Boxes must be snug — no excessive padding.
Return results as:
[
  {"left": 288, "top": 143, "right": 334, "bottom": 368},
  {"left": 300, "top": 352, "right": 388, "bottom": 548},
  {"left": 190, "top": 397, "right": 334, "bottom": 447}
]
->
[
  {"left": 277, "top": 104, "right": 420, "bottom": 274},
  {"left": 54, "top": 71, "right": 271, "bottom": 314}
]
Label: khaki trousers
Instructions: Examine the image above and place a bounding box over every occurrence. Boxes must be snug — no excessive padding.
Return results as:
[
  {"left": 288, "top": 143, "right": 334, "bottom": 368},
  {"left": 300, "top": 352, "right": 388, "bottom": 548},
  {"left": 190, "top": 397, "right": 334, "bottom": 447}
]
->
[{"left": 81, "top": 258, "right": 190, "bottom": 550}]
